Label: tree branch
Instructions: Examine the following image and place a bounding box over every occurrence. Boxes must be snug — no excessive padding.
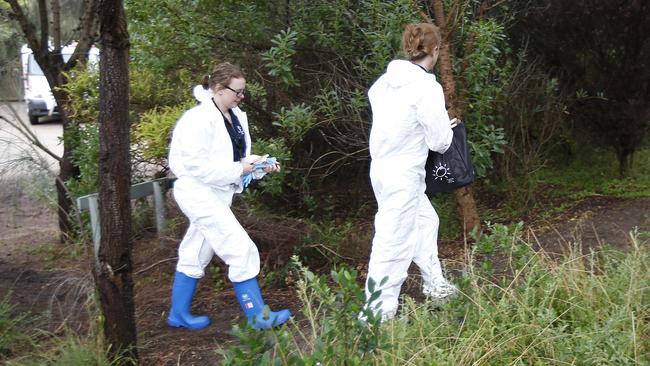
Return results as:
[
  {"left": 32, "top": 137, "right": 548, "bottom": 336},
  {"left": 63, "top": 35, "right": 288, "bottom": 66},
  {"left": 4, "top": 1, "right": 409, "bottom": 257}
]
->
[
  {"left": 67, "top": 0, "right": 99, "bottom": 70},
  {"left": 0, "top": 103, "right": 62, "bottom": 163},
  {"left": 5, "top": 0, "right": 41, "bottom": 52},
  {"left": 51, "top": 0, "right": 61, "bottom": 51},
  {"left": 37, "top": 0, "right": 48, "bottom": 53}
]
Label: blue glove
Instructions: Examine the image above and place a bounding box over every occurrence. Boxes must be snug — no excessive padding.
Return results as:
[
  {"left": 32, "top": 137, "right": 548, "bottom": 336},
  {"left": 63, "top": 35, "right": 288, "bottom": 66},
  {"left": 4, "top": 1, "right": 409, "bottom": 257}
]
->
[
  {"left": 253, "top": 157, "right": 278, "bottom": 175},
  {"left": 242, "top": 172, "right": 254, "bottom": 188},
  {"left": 242, "top": 156, "right": 278, "bottom": 188}
]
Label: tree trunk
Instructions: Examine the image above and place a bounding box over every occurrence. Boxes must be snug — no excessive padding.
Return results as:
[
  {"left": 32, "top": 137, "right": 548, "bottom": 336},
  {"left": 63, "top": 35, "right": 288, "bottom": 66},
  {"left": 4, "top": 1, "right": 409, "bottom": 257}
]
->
[
  {"left": 431, "top": 0, "right": 481, "bottom": 235},
  {"left": 6, "top": 0, "right": 97, "bottom": 243},
  {"left": 51, "top": 0, "right": 61, "bottom": 50},
  {"left": 55, "top": 158, "right": 77, "bottom": 242},
  {"left": 93, "top": 0, "right": 138, "bottom": 363},
  {"left": 50, "top": 83, "right": 80, "bottom": 243}
]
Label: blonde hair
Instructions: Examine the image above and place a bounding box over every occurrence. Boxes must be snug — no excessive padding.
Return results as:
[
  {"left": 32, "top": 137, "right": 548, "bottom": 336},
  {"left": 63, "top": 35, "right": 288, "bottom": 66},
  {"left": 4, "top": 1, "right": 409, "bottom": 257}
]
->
[
  {"left": 201, "top": 62, "right": 244, "bottom": 91},
  {"left": 401, "top": 23, "right": 441, "bottom": 61}
]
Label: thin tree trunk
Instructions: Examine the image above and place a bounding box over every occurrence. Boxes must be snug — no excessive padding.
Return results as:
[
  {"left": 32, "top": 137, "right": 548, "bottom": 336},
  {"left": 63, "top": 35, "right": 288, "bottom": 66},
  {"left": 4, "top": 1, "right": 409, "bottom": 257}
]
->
[
  {"left": 50, "top": 80, "right": 79, "bottom": 242},
  {"left": 94, "top": 0, "right": 137, "bottom": 363},
  {"left": 6, "top": 0, "right": 97, "bottom": 243},
  {"left": 51, "top": 0, "right": 61, "bottom": 50},
  {"left": 431, "top": 0, "right": 481, "bottom": 235},
  {"left": 56, "top": 158, "right": 76, "bottom": 242},
  {"left": 36, "top": 0, "right": 48, "bottom": 51}
]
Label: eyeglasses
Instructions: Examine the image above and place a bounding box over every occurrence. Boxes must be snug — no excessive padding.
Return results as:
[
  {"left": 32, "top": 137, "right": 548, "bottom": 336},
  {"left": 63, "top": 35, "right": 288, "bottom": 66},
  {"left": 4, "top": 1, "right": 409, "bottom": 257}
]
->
[{"left": 224, "top": 85, "right": 245, "bottom": 97}]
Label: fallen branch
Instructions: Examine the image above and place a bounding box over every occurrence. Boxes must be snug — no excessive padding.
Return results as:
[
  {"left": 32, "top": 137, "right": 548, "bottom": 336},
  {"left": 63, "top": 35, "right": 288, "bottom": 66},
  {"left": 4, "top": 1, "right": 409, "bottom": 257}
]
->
[{"left": 135, "top": 257, "right": 177, "bottom": 275}]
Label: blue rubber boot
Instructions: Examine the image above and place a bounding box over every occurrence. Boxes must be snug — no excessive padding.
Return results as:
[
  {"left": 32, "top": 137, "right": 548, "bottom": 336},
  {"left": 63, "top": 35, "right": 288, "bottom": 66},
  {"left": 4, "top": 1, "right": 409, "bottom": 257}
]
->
[
  {"left": 167, "top": 271, "right": 210, "bottom": 330},
  {"left": 232, "top": 277, "right": 291, "bottom": 330}
]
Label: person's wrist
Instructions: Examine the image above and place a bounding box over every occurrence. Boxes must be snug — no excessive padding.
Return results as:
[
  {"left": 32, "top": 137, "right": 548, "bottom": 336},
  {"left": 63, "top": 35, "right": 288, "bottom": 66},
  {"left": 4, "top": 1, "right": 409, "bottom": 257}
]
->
[{"left": 241, "top": 162, "right": 252, "bottom": 174}]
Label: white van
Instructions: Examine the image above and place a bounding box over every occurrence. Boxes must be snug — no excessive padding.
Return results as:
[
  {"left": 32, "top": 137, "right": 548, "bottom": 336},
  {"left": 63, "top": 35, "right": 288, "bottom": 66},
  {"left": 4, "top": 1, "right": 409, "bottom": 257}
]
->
[{"left": 20, "top": 43, "right": 99, "bottom": 124}]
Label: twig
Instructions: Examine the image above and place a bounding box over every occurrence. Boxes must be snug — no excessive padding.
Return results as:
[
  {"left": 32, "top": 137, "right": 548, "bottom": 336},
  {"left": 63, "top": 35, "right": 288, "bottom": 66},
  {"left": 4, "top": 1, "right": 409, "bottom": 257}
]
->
[
  {"left": 304, "top": 243, "right": 354, "bottom": 261},
  {"left": 135, "top": 257, "right": 177, "bottom": 275}
]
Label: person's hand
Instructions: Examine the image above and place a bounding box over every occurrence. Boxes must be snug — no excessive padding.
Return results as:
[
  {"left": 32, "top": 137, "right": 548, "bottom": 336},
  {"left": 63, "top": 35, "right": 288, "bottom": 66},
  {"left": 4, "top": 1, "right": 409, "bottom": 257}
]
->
[
  {"left": 264, "top": 162, "right": 280, "bottom": 173},
  {"left": 242, "top": 162, "right": 255, "bottom": 175}
]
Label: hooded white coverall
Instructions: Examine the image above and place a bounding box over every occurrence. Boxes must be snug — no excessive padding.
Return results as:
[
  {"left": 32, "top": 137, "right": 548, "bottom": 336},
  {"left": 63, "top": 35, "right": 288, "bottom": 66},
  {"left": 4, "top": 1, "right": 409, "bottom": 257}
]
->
[
  {"left": 366, "top": 60, "right": 454, "bottom": 319},
  {"left": 168, "top": 86, "right": 259, "bottom": 282}
]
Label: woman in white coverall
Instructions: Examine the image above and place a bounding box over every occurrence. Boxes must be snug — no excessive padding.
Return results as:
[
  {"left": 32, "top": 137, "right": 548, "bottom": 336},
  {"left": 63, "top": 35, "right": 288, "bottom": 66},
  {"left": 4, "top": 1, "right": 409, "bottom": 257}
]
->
[
  {"left": 167, "top": 62, "right": 291, "bottom": 330},
  {"left": 365, "top": 23, "right": 458, "bottom": 320}
]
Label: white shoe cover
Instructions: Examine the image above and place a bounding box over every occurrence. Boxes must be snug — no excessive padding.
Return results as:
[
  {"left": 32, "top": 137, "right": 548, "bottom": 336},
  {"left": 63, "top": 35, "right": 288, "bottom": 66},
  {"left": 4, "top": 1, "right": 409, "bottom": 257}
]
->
[{"left": 423, "top": 279, "right": 458, "bottom": 299}]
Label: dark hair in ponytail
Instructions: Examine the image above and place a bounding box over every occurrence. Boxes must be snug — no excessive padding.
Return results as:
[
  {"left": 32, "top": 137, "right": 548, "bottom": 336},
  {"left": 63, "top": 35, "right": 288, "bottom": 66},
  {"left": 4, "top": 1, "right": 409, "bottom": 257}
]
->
[
  {"left": 401, "top": 23, "right": 441, "bottom": 61},
  {"left": 201, "top": 62, "right": 244, "bottom": 91}
]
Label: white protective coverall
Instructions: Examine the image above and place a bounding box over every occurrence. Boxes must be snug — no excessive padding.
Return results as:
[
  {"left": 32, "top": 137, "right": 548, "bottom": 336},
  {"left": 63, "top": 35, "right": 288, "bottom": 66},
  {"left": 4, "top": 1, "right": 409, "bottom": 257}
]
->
[
  {"left": 366, "top": 60, "right": 454, "bottom": 319},
  {"left": 168, "top": 86, "right": 259, "bottom": 282}
]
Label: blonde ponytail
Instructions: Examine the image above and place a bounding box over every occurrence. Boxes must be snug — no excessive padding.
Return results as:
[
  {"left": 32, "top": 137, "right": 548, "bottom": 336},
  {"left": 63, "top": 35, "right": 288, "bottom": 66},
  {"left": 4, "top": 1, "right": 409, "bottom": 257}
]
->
[{"left": 401, "top": 23, "right": 441, "bottom": 61}]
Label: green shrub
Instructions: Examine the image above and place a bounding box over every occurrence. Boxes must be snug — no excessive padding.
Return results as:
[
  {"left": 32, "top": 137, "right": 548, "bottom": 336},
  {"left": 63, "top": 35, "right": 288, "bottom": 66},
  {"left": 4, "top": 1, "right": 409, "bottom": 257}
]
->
[
  {"left": 218, "top": 230, "right": 649, "bottom": 365},
  {"left": 131, "top": 102, "right": 192, "bottom": 166},
  {"left": 239, "top": 137, "right": 292, "bottom": 199},
  {"left": 218, "top": 258, "right": 387, "bottom": 365},
  {"left": 59, "top": 65, "right": 100, "bottom": 124},
  {"left": 129, "top": 63, "right": 191, "bottom": 110},
  {"left": 272, "top": 103, "right": 315, "bottom": 144},
  {"left": 298, "top": 220, "right": 357, "bottom": 266},
  {"left": 262, "top": 29, "right": 299, "bottom": 88},
  {"left": 59, "top": 64, "right": 101, "bottom": 198},
  {"left": 65, "top": 122, "right": 99, "bottom": 197}
]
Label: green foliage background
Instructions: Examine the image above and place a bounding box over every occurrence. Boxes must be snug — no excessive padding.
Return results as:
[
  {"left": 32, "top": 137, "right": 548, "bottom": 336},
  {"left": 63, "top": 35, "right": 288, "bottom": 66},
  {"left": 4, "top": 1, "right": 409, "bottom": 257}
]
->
[
  {"left": 34, "top": 0, "right": 642, "bottom": 244},
  {"left": 2, "top": 1, "right": 649, "bottom": 364},
  {"left": 114, "top": 0, "right": 517, "bottom": 220}
]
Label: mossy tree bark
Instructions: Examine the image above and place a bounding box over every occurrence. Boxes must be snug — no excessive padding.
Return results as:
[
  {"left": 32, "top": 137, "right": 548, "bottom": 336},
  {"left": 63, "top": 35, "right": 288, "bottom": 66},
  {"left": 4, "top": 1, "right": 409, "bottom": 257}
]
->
[{"left": 93, "top": 0, "right": 138, "bottom": 363}]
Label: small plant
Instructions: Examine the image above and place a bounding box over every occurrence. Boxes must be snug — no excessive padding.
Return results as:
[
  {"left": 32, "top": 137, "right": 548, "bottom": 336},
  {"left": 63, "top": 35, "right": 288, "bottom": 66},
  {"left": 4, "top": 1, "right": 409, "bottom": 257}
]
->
[
  {"left": 64, "top": 122, "right": 99, "bottom": 198},
  {"left": 242, "top": 137, "right": 291, "bottom": 197},
  {"left": 272, "top": 103, "right": 316, "bottom": 144},
  {"left": 295, "top": 262, "right": 387, "bottom": 365},
  {"left": 262, "top": 29, "right": 299, "bottom": 88},
  {"left": 469, "top": 221, "right": 532, "bottom": 279},
  {"left": 468, "top": 123, "right": 507, "bottom": 178},
  {"left": 8, "top": 332, "right": 135, "bottom": 366},
  {"left": 299, "top": 220, "right": 356, "bottom": 266},
  {"left": 207, "top": 265, "right": 226, "bottom": 296},
  {"left": 0, "top": 294, "right": 35, "bottom": 360},
  {"left": 38, "top": 335, "right": 124, "bottom": 366},
  {"left": 217, "top": 256, "right": 389, "bottom": 365}
]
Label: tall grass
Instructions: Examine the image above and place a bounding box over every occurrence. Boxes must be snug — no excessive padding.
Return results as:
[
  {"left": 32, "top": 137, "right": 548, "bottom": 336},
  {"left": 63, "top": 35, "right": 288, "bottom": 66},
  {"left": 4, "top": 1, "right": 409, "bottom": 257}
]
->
[
  {"left": 1, "top": 291, "right": 132, "bottom": 366},
  {"left": 7, "top": 334, "right": 128, "bottom": 366},
  {"left": 218, "top": 226, "right": 649, "bottom": 365},
  {"left": 0, "top": 294, "right": 35, "bottom": 360}
]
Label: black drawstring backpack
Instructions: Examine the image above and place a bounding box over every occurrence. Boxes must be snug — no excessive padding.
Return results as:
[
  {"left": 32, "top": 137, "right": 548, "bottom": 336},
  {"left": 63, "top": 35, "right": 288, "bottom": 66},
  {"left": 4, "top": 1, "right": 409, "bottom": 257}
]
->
[{"left": 424, "top": 122, "right": 475, "bottom": 196}]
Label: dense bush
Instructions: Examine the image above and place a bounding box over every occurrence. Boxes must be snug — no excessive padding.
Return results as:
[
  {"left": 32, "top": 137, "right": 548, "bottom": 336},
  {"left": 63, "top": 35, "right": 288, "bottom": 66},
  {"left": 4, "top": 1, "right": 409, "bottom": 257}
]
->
[
  {"left": 218, "top": 228, "right": 650, "bottom": 365},
  {"left": 125, "top": 0, "right": 513, "bottom": 216}
]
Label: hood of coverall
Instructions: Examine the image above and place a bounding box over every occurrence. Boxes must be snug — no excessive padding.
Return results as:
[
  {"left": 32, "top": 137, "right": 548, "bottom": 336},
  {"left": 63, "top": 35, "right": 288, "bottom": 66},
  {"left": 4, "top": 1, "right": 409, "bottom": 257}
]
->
[
  {"left": 371, "top": 60, "right": 435, "bottom": 92},
  {"left": 375, "top": 59, "right": 432, "bottom": 90},
  {"left": 368, "top": 60, "right": 439, "bottom": 178},
  {"left": 193, "top": 85, "right": 214, "bottom": 103}
]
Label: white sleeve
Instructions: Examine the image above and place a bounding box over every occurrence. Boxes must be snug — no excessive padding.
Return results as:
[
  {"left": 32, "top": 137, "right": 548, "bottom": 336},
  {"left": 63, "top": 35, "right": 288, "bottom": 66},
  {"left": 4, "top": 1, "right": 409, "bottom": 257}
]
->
[
  {"left": 170, "top": 114, "right": 243, "bottom": 187},
  {"left": 416, "top": 81, "right": 453, "bottom": 154}
]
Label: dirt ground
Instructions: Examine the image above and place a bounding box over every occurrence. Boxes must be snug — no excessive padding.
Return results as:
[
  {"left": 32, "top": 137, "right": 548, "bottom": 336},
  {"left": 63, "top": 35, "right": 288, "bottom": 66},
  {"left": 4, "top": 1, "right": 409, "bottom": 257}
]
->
[{"left": 0, "top": 181, "right": 648, "bottom": 365}]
